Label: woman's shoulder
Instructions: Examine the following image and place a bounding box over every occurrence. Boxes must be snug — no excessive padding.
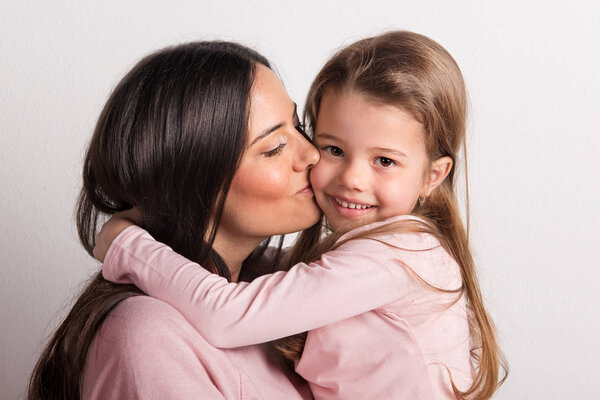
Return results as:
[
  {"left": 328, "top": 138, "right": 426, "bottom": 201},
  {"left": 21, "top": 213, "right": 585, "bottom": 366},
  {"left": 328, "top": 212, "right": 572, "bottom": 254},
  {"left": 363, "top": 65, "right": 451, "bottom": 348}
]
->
[
  {"left": 95, "top": 295, "right": 199, "bottom": 349},
  {"left": 110, "top": 294, "right": 183, "bottom": 317},
  {"left": 86, "top": 296, "right": 213, "bottom": 380},
  {"left": 83, "top": 296, "right": 240, "bottom": 399}
]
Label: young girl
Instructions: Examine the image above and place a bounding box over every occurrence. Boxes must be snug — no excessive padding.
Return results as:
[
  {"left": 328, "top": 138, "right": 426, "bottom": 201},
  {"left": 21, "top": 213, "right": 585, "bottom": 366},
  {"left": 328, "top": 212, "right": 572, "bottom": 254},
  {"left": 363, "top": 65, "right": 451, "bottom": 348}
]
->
[{"left": 97, "top": 31, "right": 506, "bottom": 399}]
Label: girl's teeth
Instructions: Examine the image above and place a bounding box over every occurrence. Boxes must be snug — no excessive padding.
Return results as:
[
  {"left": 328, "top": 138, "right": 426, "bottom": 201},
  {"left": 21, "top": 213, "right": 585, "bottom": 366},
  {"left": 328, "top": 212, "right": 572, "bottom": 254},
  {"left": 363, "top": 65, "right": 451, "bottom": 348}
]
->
[{"left": 335, "top": 197, "right": 372, "bottom": 210}]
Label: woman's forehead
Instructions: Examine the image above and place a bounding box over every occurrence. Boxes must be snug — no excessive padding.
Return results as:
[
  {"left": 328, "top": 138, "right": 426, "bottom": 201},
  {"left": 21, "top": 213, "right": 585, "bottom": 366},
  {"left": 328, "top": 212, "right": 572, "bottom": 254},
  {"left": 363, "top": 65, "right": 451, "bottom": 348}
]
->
[{"left": 248, "top": 66, "right": 295, "bottom": 142}]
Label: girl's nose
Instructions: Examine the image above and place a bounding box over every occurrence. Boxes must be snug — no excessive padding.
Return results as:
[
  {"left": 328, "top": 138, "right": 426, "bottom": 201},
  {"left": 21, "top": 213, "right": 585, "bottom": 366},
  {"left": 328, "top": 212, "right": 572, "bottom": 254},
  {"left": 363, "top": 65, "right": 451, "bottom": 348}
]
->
[{"left": 337, "top": 161, "right": 367, "bottom": 192}]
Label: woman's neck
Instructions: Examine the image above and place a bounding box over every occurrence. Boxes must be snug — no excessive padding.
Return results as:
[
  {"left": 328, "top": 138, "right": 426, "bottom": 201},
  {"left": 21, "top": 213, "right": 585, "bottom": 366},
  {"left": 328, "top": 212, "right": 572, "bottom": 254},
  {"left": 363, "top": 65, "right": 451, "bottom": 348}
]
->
[{"left": 212, "top": 231, "right": 264, "bottom": 282}]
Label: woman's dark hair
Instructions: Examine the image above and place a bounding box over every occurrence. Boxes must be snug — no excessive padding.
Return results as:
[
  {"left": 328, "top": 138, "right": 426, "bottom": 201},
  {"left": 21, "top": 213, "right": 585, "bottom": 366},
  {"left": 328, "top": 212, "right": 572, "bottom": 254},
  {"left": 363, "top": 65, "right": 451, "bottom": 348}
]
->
[{"left": 28, "top": 41, "right": 271, "bottom": 400}]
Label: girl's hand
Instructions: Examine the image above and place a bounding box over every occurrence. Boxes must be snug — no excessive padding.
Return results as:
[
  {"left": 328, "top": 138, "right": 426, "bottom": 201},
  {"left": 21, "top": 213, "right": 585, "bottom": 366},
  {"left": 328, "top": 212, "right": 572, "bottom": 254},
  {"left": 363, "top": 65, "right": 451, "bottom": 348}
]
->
[{"left": 93, "top": 207, "right": 144, "bottom": 262}]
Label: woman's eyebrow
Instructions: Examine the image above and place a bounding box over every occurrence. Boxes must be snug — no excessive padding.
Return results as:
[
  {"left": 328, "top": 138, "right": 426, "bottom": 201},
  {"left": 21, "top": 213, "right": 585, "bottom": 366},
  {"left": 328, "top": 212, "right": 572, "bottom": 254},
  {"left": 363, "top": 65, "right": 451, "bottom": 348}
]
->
[
  {"left": 251, "top": 102, "right": 297, "bottom": 146},
  {"left": 251, "top": 122, "right": 285, "bottom": 145}
]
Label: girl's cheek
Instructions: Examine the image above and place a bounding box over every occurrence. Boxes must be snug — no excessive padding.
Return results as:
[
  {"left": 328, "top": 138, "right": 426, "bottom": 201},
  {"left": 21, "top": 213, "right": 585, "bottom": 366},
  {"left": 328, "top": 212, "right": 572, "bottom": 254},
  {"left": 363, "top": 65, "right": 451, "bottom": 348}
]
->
[{"left": 309, "top": 162, "right": 328, "bottom": 192}]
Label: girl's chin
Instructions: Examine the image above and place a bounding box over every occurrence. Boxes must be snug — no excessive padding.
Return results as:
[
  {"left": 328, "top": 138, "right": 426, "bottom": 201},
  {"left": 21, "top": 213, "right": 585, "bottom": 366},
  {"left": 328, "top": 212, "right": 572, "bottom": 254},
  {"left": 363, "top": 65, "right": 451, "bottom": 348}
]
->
[{"left": 328, "top": 215, "right": 372, "bottom": 233}]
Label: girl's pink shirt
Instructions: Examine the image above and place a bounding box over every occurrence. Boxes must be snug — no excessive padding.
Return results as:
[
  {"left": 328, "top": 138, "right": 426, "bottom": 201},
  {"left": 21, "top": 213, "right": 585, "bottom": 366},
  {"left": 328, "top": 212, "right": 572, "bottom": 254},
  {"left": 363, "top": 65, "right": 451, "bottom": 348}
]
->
[{"left": 102, "top": 215, "right": 473, "bottom": 399}]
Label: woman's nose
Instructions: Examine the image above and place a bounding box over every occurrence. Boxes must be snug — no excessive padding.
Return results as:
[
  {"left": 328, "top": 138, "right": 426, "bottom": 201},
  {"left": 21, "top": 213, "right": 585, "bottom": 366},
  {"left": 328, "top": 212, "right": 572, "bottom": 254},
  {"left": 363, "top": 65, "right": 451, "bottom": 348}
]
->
[{"left": 293, "top": 134, "right": 320, "bottom": 171}]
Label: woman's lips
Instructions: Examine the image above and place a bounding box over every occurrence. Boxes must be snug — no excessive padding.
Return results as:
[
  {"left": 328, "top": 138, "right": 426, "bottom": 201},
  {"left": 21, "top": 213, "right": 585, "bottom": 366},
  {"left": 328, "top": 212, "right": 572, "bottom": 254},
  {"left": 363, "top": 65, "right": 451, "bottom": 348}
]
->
[{"left": 297, "top": 185, "right": 314, "bottom": 195}]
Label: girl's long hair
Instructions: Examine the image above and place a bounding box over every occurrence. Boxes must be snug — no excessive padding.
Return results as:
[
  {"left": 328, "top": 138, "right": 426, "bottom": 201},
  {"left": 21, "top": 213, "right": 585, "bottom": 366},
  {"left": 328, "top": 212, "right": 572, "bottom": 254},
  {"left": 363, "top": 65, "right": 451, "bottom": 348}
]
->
[
  {"left": 28, "top": 41, "right": 273, "bottom": 400},
  {"left": 276, "top": 31, "right": 507, "bottom": 399}
]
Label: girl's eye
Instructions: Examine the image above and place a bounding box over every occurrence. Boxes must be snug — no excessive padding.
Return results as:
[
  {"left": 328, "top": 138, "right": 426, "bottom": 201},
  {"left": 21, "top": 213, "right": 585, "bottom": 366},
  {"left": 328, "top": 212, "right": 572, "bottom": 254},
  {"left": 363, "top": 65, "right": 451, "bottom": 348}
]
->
[
  {"left": 375, "top": 157, "right": 395, "bottom": 167},
  {"left": 263, "top": 143, "right": 287, "bottom": 158},
  {"left": 323, "top": 146, "right": 343, "bottom": 157}
]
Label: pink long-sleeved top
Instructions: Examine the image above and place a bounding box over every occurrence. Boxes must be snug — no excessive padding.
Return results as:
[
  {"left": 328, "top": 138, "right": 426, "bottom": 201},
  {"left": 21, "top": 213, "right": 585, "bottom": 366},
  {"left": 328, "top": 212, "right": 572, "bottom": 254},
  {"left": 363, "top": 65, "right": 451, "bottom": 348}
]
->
[{"left": 103, "top": 215, "right": 474, "bottom": 399}]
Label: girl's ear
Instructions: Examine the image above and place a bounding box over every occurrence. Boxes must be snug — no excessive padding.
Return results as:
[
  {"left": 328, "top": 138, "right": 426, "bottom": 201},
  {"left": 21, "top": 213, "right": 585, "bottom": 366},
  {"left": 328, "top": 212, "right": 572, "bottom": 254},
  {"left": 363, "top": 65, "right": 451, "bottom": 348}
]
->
[{"left": 422, "top": 156, "right": 453, "bottom": 197}]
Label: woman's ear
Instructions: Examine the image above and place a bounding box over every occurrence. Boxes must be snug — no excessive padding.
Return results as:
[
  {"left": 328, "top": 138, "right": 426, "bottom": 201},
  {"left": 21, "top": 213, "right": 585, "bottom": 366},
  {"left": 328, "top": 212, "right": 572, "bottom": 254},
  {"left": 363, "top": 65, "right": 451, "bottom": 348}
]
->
[{"left": 422, "top": 156, "right": 453, "bottom": 197}]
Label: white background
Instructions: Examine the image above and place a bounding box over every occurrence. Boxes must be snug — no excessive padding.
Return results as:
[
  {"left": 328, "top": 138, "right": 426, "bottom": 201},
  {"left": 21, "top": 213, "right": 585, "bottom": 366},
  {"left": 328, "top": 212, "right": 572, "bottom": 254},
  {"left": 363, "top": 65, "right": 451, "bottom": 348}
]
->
[{"left": 2, "top": 1, "right": 599, "bottom": 399}]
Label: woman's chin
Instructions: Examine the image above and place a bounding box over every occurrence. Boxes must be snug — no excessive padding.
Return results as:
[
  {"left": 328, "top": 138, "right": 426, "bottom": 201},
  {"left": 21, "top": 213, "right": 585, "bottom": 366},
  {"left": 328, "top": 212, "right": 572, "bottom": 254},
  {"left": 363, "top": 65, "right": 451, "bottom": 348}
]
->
[{"left": 294, "top": 206, "right": 323, "bottom": 232}]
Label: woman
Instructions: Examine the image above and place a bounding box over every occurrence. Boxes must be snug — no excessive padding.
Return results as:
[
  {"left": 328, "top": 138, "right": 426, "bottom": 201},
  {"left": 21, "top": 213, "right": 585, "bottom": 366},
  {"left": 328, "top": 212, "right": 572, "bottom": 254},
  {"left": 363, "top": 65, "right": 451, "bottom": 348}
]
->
[{"left": 28, "top": 41, "right": 319, "bottom": 399}]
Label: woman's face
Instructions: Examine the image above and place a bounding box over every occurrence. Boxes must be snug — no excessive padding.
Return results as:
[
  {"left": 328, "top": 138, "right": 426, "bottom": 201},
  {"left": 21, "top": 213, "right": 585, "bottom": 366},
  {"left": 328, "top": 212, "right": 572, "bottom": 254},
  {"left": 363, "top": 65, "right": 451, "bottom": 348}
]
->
[{"left": 217, "top": 65, "right": 321, "bottom": 243}]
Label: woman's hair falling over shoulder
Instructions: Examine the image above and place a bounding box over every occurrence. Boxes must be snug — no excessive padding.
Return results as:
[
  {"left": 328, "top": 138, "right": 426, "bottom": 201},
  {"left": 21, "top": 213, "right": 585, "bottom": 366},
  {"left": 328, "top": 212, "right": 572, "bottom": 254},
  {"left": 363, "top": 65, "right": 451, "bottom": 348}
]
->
[
  {"left": 276, "top": 30, "right": 507, "bottom": 399},
  {"left": 28, "top": 41, "right": 273, "bottom": 400}
]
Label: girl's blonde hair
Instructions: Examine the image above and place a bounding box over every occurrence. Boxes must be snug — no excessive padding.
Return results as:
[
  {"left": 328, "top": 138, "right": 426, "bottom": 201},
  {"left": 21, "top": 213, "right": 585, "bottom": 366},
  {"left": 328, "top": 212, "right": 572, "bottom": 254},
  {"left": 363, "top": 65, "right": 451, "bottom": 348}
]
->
[{"left": 276, "top": 31, "right": 507, "bottom": 399}]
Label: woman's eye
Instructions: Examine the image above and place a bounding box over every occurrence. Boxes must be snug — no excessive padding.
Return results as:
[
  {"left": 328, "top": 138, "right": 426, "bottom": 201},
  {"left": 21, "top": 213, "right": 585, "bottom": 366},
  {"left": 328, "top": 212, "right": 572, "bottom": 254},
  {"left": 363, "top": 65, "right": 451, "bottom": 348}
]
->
[
  {"left": 263, "top": 143, "right": 287, "bottom": 158},
  {"left": 323, "top": 146, "right": 343, "bottom": 157},
  {"left": 375, "top": 157, "right": 395, "bottom": 167}
]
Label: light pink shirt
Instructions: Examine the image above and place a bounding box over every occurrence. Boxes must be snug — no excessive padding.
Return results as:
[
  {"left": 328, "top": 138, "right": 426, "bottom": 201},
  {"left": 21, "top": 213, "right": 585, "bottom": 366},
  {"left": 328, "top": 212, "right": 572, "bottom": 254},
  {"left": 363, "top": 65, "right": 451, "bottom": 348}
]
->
[
  {"left": 103, "top": 215, "right": 473, "bottom": 399},
  {"left": 82, "top": 296, "right": 310, "bottom": 399}
]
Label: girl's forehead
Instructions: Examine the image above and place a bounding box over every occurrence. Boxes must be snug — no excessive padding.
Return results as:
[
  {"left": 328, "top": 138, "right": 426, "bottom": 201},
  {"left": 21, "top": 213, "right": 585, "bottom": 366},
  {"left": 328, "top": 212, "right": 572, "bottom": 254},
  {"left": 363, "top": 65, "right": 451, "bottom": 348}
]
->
[
  {"left": 316, "top": 91, "right": 425, "bottom": 145},
  {"left": 320, "top": 89, "right": 418, "bottom": 122}
]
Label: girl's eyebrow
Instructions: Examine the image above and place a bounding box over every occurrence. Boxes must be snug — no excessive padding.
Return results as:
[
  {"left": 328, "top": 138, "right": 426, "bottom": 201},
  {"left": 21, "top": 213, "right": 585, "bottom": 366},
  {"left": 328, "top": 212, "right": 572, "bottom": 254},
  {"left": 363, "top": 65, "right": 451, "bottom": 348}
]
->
[
  {"left": 316, "top": 133, "right": 407, "bottom": 157},
  {"left": 372, "top": 147, "right": 408, "bottom": 158},
  {"left": 315, "top": 133, "right": 343, "bottom": 142}
]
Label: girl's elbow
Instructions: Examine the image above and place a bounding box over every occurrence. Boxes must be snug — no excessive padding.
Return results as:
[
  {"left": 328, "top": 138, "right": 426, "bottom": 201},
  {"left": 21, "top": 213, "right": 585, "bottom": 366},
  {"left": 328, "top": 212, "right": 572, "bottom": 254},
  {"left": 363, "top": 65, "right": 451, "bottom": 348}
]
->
[{"left": 193, "top": 322, "right": 238, "bottom": 348}]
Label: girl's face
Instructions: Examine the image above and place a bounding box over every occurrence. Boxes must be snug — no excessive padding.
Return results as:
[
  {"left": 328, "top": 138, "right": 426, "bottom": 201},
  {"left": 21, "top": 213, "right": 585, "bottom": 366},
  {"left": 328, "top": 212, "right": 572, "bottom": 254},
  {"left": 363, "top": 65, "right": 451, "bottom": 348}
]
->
[
  {"left": 311, "top": 89, "right": 451, "bottom": 231},
  {"left": 218, "top": 66, "right": 321, "bottom": 243}
]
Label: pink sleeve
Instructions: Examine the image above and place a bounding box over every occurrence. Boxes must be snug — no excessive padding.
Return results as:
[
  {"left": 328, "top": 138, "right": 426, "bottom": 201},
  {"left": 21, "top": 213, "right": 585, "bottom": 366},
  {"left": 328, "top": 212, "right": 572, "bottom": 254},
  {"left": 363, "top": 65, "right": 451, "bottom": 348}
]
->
[{"left": 103, "top": 226, "right": 413, "bottom": 348}]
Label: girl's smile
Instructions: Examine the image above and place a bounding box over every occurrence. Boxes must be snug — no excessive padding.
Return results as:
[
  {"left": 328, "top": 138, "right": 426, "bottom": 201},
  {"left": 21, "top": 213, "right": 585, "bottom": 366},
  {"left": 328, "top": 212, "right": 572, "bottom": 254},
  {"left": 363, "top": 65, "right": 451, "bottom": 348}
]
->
[{"left": 329, "top": 195, "right": 376, "bottom": 218}]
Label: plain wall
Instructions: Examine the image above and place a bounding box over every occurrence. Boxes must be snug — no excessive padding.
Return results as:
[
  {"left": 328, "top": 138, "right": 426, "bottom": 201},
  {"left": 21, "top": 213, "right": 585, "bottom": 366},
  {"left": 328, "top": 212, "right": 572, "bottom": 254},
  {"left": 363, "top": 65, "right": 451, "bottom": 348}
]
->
[{"left": 2, "top": 1, "right": 599, "bottom": 399}]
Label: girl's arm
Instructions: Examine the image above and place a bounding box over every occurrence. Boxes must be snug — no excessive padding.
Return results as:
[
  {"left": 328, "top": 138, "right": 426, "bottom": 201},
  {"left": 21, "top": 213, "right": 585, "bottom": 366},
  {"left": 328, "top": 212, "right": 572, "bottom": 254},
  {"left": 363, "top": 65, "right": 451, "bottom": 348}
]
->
[{"left": 103, "top": 225, "right": 414, "bottom": 348}]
